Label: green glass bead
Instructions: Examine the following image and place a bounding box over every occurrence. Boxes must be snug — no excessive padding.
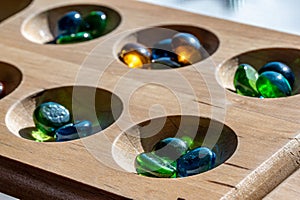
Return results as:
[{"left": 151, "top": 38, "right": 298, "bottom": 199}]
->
[
  {"left": 180, "top": 136, "right": 194, "bottom": 149},
  {"left": 56, "top": 32, "right": 92, "bottom": 44},
  {"left": 31, "top": 129, "right": 55, "bottom": 142},
  {"left": 152, "top": 137, "right": 188, "bottom": 161},
  {"left": 234, "top": 64, "right": 259, "bottom": 97},
  {"left": 256, "top": 71, "right": 292, "bottom": 98},
  {"left": 81, "top": 11, "right": 107, "bottom": 38},
  {"left": 135, "top": 152, "right": 176, "bottom": 178},
  {"left": 33, "top": 102, "right": 70, "bottom": 136}
]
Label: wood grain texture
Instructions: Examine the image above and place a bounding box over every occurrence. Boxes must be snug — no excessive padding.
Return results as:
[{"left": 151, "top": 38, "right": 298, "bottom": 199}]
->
[
  {"left": 264, "top": 169, "right": 300, "bottom": 200},
  {"left": 0, "top": 0, "right": 299, "bottom": 199}
]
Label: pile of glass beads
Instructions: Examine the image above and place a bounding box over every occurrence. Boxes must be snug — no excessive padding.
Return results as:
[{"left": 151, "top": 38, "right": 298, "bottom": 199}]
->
[
  {"left": 47, "top": 10, "right": 107, "bottom": 44},
  {"left": 119, "top": 32, "right": 203, "bottom": 69},
  {"left": 135, "top": 137, "right": 216, "bottom": 178},
  {"left": 233, "top": 61, "right": 295, "bottom": 98},
  {"left": 32, "top": 102, "right": 93, "bottom": 142}
]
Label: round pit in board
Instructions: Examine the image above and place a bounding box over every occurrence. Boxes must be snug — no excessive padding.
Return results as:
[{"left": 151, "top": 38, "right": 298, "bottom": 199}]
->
[
  {"left": 6, "top": 86, "right": 123, "bottom": 142},
  {"left": 22, "top": 4, "right": 121, "bottom": 44},
  {"left": 217, "top": 48, "right": 300, "bottom": 98},
  {"left": 0, "top": 0, "right": 32, "bottom": 22},
  {"left": 0, "top": 61, "right": 22, "bottom": 99},
  {"left": 115, "top": 25, "right": 219, "bottom": 70},
  {"left": 112, "top": 115, "right": 237, "bottom": 178}
]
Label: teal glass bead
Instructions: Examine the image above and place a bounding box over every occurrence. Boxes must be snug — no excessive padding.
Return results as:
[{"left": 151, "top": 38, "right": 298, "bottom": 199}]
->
[
  {"left": 177, "top": 147, "right": 216, "bottom": 177},
  {"left": 135, "top": 152, "right": 176, "bottom": 178},
  {"left": 56, "top": 32, "right": 92, "bottom": 44},
  {"left": 81, "top": 11, "right": 107, "bottom": 38},
  {"left": 33, "top": 102, "right": 70, "bottom": 136},
  {"left": 234, "top": 64, "right": 259, "bottom": 97},
  {"left": 57, "top": 11, "right": 82, "bottom": 35},
  {"left": 171, "top": 32, "right": 202, "bottom": 64},
  {"left": 256, "top": 71, "right": 292, "bottom": 98},
  {"left": 258, "top": 61, "right": 295, "bottom": 88},
  {"left": 152, "top": 137, "right": 188, "bottom": 160},
  {"left": 55, "top": 120, "right": 93, "bottom": 142},
  {"left": 151, "top": 57, "right": 181, "bottom": 69}
]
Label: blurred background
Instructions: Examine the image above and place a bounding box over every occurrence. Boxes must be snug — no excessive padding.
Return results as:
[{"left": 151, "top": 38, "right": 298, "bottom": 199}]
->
[{"left": 139, "top": 0, "right": 300, "bottom": 36}]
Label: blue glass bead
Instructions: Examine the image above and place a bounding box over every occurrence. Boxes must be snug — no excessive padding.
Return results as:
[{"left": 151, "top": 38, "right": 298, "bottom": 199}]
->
[
  {"left": 135, "top": 152, "right": 176, "bottom": 178},
  {"left": 258, "top": 61, "right": 295, "bottom": 88},
  {"left": 152, "top": 38, "right": 177, "bottom": 60},
  {"left": 57, "top": 11, "right": 82, "bottom": 35},
  {"left": 33, "top": 102, "right": 70, "bottom": 136},
  {"left": 151, "top": 57, "right": 181, "bottom": 69},
  {"left": 151, "top": 49, "right": 178, "bottom": 61},
  {"left": 56, "top": 120, "right": 93, "bottom": 142},
  {"left": 152, "top": 137, "right": 188, "bottom": 160},
  {"left": 256, "top": 71, "right": 292, "bottom": 98},
  {"left": 171, "top": 32, "right": 202, "bottom": 64},
  {"left": 177, "top": 147, "right": 216, "bottom": 177}
]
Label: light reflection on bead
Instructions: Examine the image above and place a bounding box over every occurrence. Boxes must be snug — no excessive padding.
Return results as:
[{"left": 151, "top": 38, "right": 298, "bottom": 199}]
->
[
  {"left": 119, "top": 43, "right": 151, "bottom": 68},
  {"left": 0, "top": 81, "right": 5, "bottom": 98},
  {"left": 171, "top": 33, "right": 202, "bottom": 64},
  {"left": 123, "top": 53, "right": 144, "bottom": 68}
]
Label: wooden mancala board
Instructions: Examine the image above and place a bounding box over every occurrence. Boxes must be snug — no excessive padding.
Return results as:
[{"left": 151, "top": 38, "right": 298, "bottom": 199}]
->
[{"left": 0, "top": 0, "right": 299, "bottom": 199}]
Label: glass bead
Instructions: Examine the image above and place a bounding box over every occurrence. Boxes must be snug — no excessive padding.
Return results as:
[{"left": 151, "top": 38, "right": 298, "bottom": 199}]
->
[
  {"left": 0, "top": 81, "right": 5, "bottom": 98},
  {"left": 258, "top": 61, "right": 295, "bottom": 88},
  {"left": 152, "top": 38, "right": 177, "bottom": 60},
  {"left": 153, "top": 38, "right": 172, "bottom": 52},
  {"left": 151, "top": 57, "right": 181, "bottom": 69},
  {"left": 56, "top": 120, "right": 93, "bottom": 142},
  {"left": 81, "top": 11, "right": 107, "bottom": 38},
  {"left": 177, "top": 147, "right": 216, "bottom": 177},
  {"left": 151, "top": 48, "right": 178, "bottom": 61},
  {"left": 180, "top": 136, "right": 194, "bottom": 149},
  {"left": 31, "top": 129, "right": 55, "bottom": 142},
  {"left": 171, "top": 33, "right": 202, "bottom": 64},
  {"left": 56, "top": 32, "right": 92, "bottom": 44},
  {"left": 234, "top": 64, "right": 259, "bottom": 97},
  {"left": 256, "top": 71, "right": 292, "bottom": 98},
  {"left": 119, "top": 43, "right": 151, "bottom": 68},
  {"left": 152, "top": 137, "right": 188, "bottom": 161},
  {"left": 135, "top": 152, "right": 176, "bottom": 178},
  {"left": 57, "top": 11, "right": 82, "bottom": 35},
  {"left": 33, "top": 102, "right": 70, "bottom": 136}
]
